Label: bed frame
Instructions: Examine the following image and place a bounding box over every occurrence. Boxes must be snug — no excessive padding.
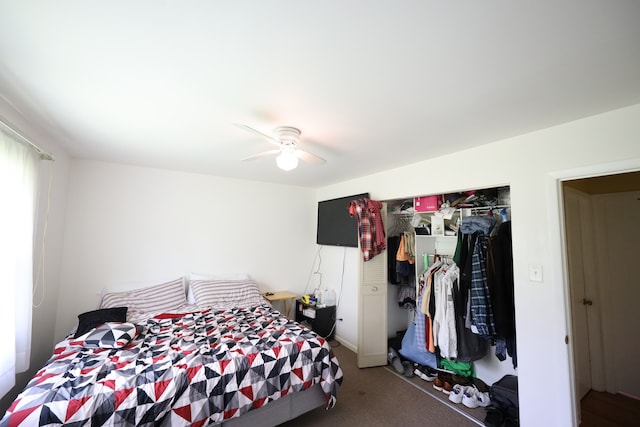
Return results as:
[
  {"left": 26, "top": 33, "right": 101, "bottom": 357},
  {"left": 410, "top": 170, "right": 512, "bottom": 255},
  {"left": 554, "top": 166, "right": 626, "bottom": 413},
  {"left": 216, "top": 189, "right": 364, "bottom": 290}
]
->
[{"left": 218, "top": 384, "right": 326, "bottom": 426}]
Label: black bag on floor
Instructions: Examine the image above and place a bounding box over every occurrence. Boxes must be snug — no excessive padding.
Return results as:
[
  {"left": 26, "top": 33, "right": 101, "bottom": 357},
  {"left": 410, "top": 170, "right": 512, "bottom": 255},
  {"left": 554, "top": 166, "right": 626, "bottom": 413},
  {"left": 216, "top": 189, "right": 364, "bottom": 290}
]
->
[{"left": 485, "top": 375, "right": 519, "bottom": 426}]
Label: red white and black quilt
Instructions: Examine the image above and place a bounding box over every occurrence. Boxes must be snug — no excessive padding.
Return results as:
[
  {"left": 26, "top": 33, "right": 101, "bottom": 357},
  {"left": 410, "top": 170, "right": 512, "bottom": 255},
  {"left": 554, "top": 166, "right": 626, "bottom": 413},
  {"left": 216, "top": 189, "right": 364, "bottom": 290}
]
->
[{"left": 1, "top": 305, "right": 343, "bottom": 426}]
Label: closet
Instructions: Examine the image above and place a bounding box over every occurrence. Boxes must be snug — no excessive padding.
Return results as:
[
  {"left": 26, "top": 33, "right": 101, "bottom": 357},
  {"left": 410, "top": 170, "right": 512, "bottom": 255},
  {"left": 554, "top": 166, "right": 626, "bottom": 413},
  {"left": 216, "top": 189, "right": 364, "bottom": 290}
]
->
[{"left": 384, "top": 186, "right": 516, "bottom": 390}]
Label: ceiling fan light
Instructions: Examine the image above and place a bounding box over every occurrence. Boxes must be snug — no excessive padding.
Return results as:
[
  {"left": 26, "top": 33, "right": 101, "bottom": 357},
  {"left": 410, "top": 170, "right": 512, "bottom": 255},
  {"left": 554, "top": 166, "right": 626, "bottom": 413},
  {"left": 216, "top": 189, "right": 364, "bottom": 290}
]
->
[{"left": 276, "top": 150, "right": 299, "bottom": 171}]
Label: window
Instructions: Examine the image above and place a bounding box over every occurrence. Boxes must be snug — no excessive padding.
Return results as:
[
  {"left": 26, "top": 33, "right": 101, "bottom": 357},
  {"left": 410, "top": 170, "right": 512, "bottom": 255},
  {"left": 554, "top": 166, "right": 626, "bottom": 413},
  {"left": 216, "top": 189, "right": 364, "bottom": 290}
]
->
[{"left": 0, "top": 127, "right": 39, "bottom": 398}]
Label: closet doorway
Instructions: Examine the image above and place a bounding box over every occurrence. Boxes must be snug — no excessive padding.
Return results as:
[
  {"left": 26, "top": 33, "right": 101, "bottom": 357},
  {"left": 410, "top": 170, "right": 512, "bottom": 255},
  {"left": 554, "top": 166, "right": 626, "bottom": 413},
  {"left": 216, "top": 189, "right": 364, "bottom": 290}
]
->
[{"left": 562, "top": 171, "right": 640, "bottom": 421}]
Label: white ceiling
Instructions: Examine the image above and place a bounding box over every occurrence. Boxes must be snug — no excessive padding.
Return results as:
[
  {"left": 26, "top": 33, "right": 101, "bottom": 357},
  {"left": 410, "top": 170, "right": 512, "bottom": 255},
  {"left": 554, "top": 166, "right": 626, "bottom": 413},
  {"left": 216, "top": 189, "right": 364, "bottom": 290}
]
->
[{"left": 1, "top": 1, "right": 640, "bottom": 188}]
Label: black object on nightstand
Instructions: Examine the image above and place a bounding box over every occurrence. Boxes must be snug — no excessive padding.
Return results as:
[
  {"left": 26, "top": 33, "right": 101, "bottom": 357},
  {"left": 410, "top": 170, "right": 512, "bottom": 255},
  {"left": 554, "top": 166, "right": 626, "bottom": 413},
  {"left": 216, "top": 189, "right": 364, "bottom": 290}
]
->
[{"left": 295, "top": 299, "right": 336, "bottom": 340}]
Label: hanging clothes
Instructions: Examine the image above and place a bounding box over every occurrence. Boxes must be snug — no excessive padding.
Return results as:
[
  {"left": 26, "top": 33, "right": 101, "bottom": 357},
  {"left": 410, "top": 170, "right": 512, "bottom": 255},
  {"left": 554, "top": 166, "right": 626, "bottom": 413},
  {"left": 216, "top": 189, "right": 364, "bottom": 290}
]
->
[
  {"left": 393, "top": 233, "right": 416, "bottom": 308},
  {"left": 396, "top": 233, "right": 415, "bottom": 263},
  {"left": 414, "top": 285, "right": 428, "bottom": 352},
  {"left": 432, "top": 262, "right": 459, "bottom": 359},
  {"left": 349, "top": 198, "right": 386, "bottom": 261},
  {"left": 469, "top": 234, "right": 496, "bottom": 338},
  {"left": 387, "top": 235, "right": 401, "bottom": 285},
  {"left": 403, "top": 231, "right": 415, "bottom": 260},
  {"left": 420, "top": 257, "right": 442, "bottom": 316},
  {"left": 395, "top": 233, "right": 415, "bottom": 285},
  {"left": 419, "top": 258, "right": 443, "bottom": 353},
  {"left": 397, "top": 285, "right": 416, "bottom": 309},
  {"left": 487, "top": 221, "right": 515, "bottom": 338},
  {"left": 459, "top": 215, "right": 497, "bottom": 339},
  {"left": 453, "top": 251, "right": 488, "bottom": 362},
  {"left": 487, "top": 220, "right": 517, "bottom": 368}
]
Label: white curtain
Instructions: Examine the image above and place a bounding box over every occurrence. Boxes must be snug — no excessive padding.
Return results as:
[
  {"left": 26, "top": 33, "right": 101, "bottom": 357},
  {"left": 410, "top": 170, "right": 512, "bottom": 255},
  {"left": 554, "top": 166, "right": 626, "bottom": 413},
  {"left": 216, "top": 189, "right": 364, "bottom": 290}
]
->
[{"left": 0, "top": 128, "right": 39, "bottom": 398}]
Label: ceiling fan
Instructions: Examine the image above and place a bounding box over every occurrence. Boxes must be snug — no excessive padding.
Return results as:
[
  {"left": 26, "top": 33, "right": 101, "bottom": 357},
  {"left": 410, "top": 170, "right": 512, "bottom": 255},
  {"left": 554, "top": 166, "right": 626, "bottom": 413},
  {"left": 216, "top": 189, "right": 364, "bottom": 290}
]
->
[{"left": 235, "top": 124, "right": 326, "bottom": 171}]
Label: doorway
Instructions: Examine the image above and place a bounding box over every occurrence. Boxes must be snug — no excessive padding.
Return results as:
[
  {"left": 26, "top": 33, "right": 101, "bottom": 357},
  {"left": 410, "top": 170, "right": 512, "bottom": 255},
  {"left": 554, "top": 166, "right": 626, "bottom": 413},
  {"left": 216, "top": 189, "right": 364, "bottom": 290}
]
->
[{"left": 562, "top": 171, "right": 640, "bottom": 422}]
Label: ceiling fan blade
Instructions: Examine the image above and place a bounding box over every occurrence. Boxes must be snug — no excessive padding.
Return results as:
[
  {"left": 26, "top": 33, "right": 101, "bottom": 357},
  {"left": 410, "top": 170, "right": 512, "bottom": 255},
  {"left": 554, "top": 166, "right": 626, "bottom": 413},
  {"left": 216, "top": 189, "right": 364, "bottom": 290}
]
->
[
  {"left": 296, "top": 149, "right": 326, "bottom": 164},
  {"left": 234, "top": 123, "right": 281, "bottom": 147},
  {"left": 241, "top": 149, "right": 281, "bottom": 161}
]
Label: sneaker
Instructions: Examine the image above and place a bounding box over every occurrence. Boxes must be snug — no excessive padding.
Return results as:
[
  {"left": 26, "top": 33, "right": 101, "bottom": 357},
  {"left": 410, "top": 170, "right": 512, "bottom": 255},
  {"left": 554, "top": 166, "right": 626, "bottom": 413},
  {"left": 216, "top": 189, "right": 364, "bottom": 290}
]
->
[
  {"left": 476, "top": 391, "right": 491, "bottom": 407},
  {"left": 462, "top": 388, "right": 491, "bottom": 408},
  {"left": 449, "top": 384, "right": 473, "bottom": 404},
  {"left": 414, "top": 366, "right": 438, "bottom": 382},
  {"left": 462, "top": 391, "right": 477, "bottom": 408}
]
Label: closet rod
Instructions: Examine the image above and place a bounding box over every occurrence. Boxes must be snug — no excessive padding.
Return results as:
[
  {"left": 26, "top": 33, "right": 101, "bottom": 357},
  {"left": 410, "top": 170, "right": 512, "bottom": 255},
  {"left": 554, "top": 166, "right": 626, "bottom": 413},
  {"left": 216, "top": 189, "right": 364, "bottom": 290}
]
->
[{"left": 0, "top": 116, "right": 55, "bottom": 161}]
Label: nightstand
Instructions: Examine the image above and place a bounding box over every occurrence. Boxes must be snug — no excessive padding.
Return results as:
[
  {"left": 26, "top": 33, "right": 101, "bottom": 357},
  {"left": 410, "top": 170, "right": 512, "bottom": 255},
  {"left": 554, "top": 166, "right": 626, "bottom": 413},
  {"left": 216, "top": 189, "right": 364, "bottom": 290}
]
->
[
  {"left": 295, "top": 299, "right": 336, "bottom": 340},
  {"left": 263, "top": 291, "right": 297, "bottom": 318}
]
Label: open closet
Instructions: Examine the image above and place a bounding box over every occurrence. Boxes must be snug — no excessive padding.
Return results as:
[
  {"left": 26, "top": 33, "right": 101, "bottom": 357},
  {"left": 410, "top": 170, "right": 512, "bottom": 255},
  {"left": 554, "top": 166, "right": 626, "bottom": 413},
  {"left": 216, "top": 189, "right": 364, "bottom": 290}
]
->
[{"left": 383, "top": 185, "right": 518, "bottom": 423}]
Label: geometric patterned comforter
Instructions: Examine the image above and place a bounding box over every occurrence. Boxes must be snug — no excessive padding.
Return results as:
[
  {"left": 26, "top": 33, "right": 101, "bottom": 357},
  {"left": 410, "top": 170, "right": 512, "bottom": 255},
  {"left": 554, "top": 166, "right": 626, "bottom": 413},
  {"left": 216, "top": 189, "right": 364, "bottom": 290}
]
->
[{"left": 0, "top": 304, "right": 343, "bottom": 426}]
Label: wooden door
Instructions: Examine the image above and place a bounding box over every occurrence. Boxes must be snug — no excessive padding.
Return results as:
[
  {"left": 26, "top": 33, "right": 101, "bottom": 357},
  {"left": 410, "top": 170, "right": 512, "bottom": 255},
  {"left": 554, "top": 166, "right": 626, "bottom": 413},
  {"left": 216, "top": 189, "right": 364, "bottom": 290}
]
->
[{"left": 564, "top": 187, "right": 593, "bottom": 399}]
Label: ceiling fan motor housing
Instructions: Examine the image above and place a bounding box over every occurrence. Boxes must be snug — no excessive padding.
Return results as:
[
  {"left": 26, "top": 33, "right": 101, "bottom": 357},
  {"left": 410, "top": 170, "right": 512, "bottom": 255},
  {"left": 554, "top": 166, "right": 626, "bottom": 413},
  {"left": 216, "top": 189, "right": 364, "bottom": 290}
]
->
[{"left": 273, "top": 126, "right": 301, "bottom": 146}]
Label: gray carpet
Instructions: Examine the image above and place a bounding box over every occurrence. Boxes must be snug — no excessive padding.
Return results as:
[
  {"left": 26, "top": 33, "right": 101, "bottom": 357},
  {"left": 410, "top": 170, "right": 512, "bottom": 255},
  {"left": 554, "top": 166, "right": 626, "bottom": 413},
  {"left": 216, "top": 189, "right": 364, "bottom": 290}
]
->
[{"left": 280, "top": 342, "right": 484, "bottom": 426}]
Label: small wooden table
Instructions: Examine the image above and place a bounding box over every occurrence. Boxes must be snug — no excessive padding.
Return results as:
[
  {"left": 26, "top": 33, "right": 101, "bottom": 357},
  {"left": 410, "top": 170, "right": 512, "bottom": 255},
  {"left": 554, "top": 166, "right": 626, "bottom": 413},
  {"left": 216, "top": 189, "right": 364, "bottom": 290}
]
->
[{"left": 263, "top": 291, "right": 297, "bottom": 317}]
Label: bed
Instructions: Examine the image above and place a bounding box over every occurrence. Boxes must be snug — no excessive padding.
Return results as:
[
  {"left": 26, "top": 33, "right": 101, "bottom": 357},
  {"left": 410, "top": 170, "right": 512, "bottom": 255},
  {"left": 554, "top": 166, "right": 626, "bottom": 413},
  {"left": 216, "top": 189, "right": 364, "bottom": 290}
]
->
[{"left": 0, "top": 276, "right": 343, "bottom": 426}]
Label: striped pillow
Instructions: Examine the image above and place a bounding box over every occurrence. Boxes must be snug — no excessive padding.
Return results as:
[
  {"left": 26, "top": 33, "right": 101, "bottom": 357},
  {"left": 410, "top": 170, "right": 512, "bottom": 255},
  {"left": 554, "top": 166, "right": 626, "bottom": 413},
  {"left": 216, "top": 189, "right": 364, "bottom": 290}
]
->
[
  {"left": 187, "top": 273, "right": 251, "bottom": 304},
  {"left": 190, "top": 279, "right": 265, "bottom": 309},
  {"left": 99, "top": 277, "right": 186, "bottom": 314}
]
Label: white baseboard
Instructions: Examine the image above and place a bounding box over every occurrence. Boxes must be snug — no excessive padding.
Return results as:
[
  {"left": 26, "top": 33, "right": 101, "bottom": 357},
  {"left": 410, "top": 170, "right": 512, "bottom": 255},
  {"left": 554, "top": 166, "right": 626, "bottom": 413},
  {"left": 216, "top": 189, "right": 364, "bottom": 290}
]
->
[{"left": 334, "top": 334, "right": 357, "bottom": 353}]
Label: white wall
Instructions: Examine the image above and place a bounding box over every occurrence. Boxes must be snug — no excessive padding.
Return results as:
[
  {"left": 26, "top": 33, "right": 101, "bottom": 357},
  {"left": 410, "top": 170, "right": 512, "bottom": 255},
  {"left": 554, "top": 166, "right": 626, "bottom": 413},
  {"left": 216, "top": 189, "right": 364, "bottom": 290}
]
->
[
  {"left": 55, "top": 161, "right": 318, "bottom": 339},
  {"left": 311, "top": 245, "right": 361, "bottom": 351},
  {"left": 315, "top": 104, "right": 640, "bottom": 426}
]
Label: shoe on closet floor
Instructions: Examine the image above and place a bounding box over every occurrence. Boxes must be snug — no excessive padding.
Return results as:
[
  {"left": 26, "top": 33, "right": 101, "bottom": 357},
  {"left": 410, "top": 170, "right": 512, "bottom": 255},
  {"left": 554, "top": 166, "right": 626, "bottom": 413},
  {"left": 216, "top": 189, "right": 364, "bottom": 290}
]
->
[
  {"left": 471, "top": 376, "right": 490, "bottom": 393},
  {"left": 433, "top": 376, "right": 453, "bottom": 395},
  {"left": 461, "top": 387, "right": 491, "bottom": 408},
  {"left": 414, "top": 365, "right": 438, "bottom": 382},
  {"left": 451, "top": 374, "right": 472, "bottom": 387},
  {"left": 449, "top": 384, "right": 476, "bottom": 404},
  {"left": 402, "top": 360, "right": 414, "bottom": 377},
  {"left": 387, "top": 348, "right": 404, "bottom": 374}
]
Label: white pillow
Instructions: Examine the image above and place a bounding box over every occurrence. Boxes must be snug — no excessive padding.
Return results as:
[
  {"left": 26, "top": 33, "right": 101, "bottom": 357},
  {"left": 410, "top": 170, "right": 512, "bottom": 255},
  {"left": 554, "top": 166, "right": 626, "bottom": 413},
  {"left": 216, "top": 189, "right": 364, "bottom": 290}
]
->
[
  {"left": 189, "top": 278, "right": 264, "bottom": 309},
  {"left": 100, "top": 277, "right": 187, "bottom": 315},
  {"left": 187, "top": 273, "right": 251, "bottom": 304}
]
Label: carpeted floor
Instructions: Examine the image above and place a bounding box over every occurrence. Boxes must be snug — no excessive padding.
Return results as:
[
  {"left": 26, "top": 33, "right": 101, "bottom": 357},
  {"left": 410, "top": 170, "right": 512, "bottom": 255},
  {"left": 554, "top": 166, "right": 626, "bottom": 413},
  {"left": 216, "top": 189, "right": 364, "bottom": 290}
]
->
[{"left": 280, "top": 341, "right": 484, "bottom": 427}]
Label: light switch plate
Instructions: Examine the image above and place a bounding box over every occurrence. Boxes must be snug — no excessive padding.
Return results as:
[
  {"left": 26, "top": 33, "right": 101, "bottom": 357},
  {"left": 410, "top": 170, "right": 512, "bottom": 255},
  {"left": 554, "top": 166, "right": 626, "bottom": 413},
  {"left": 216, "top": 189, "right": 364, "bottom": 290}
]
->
[{"left": 529, "top": 264, "right": 543, "bottom": 282}]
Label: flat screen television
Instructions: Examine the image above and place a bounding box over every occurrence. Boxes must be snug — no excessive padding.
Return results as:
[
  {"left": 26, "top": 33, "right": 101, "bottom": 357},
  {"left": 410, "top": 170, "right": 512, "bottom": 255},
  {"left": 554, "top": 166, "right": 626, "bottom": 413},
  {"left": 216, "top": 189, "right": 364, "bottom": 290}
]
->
[{"left": 316, "top": 193, "right": 369, "bottom": 247}]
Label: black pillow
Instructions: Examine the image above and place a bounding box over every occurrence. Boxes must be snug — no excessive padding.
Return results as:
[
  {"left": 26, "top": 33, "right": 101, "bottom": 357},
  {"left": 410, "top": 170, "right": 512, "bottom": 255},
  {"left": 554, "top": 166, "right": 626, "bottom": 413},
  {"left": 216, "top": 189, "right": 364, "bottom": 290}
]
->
[{"left": 74, "top": 307, "right": 128, "bottom": 338}]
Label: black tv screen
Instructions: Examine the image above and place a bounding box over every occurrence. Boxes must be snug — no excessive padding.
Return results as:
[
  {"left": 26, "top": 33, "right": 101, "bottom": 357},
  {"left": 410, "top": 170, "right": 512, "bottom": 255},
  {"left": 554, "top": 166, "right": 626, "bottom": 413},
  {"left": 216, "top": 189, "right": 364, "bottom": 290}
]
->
[{"left": 316, "top": 193, "right": 369, "bottom": 247}]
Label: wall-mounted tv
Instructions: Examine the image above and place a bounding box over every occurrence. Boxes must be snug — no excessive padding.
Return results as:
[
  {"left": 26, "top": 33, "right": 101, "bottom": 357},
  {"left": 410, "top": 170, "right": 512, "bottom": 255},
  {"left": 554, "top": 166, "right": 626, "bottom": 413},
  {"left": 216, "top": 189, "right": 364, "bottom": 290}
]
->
[{"left": 316, "top": 193, "right": 370, "bottom": 247}]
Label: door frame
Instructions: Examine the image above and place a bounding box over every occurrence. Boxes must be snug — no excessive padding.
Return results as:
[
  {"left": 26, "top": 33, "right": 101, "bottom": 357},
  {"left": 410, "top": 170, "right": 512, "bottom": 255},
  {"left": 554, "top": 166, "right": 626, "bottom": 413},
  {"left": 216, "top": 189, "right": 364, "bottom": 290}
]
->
[{"left": 547, "top": 159, "right": 640, "bottom": 426}]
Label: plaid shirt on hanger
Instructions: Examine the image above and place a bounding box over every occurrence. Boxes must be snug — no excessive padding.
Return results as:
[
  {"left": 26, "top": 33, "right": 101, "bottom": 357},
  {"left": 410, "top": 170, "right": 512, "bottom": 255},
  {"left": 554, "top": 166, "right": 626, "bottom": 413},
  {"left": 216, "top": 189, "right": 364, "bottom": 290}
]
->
[{"left": 349, "top": 198, "right": 386, "bottom": 261}]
